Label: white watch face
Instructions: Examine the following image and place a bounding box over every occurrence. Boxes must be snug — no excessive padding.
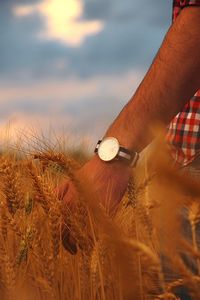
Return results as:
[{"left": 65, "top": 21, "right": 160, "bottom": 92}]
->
[{"left": 98, "top": 137, "right": 120, "bottom": 161}]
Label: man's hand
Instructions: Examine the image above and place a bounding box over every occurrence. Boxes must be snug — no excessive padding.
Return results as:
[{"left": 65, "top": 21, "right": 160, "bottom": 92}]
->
[
  {"left": 58, "top": 4, "right": 200, "bottom": 256},
  {"left": 58, "top": 155, "right": 132, "bottom": 254}
]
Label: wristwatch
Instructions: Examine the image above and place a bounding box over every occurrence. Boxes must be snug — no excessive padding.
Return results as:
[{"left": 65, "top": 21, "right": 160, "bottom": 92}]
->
[{"left": 94, "top": 137, "right": 139, "bottom": 167}]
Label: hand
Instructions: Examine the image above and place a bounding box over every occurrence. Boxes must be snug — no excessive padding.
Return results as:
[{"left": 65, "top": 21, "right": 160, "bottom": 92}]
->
[{"left": 58, "top": 155, "right": 132, "bottom": 254}]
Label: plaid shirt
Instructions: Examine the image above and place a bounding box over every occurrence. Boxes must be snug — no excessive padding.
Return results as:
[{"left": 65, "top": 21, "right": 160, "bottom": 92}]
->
[{"left": 166, "top": 0, "right": 200, "bottom": 166}]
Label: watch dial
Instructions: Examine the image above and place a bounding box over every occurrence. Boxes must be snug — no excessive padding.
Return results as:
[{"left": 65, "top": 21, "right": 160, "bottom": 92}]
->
[{"left": 98, "top": 137, "right": 119, "bottom": 161}]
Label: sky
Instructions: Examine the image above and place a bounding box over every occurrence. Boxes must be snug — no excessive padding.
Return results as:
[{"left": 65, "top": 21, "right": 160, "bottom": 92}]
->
[{"left": 0, "top": 0, "right": 172, "bottom": 150}]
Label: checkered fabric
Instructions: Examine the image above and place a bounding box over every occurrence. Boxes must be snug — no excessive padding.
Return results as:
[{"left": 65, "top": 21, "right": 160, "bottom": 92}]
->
[{"left": 166, "top": 0, "right": 200, "bottom": 166}]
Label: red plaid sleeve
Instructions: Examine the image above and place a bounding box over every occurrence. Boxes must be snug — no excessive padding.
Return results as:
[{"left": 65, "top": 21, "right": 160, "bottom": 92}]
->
[
  {"left": 166, "top": 93, "right": 200, "bottom": 166},
  {"left": 165, "top": 1, "right": 200, "bottom": 166},
  {"left": 173, "top": 0, "right": 200, "bottom": 21}
]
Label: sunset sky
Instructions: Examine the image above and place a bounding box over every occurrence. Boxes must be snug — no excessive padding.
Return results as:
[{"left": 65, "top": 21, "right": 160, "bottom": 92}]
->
[{"left": 0, "top": 0, "right": 171, "bottom": 149}]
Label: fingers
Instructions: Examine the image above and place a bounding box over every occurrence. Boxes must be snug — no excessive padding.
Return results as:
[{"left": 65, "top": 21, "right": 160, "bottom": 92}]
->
[{"left": 56, "top": 180, "right": 79, "bottom": 255}]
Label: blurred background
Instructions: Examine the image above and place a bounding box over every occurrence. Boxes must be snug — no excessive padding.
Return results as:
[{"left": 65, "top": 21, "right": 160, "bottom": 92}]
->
[{"left": 0, "top": 0, "right": 171, "bottom": 150}]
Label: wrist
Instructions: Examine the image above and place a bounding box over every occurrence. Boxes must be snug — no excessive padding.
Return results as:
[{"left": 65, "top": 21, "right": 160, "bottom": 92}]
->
[
  {"left": 104, "top": 127, "right": 142, "bottom": 153},
  {"left": 88, "top": 154, "right": 131, "bottom": 179}
]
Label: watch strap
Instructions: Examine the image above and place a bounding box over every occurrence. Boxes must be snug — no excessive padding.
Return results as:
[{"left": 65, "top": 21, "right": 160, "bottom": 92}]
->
[{"left": 94, "top": 140, "right": 102, "bottom": 152}]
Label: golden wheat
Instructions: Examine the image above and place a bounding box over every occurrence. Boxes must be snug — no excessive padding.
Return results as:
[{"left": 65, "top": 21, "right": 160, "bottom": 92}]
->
[{"left": 0, "top": 138, "right": 199, "bottom": 299}]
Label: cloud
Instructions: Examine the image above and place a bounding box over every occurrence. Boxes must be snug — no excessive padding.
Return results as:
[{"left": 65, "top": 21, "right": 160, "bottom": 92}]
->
[
  {"left": 0, "top": 0, "right": 173, "bottom": 144},
  {"left": 0, "top": 78, "right": 98, "bottom": 104},
  {"left": 0, "top": 70, "right": 143, "bottom": 142},
  {"left": 13, "top": 0, "right": 104, "bottom": 46},
  {"left": 0, "top": 0, "right": 171, "bottom": 81},
  {"left": 12, "top": 5, "right": 35, "bottom": 17},
  {"left": 83, "top": 0, "right": 172, "bottom": 27}
]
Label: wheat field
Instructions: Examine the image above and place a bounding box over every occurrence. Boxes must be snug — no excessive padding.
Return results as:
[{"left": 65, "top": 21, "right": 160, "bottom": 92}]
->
[{"left": 0, "top": 136, "right": 200, "bottom": 300}]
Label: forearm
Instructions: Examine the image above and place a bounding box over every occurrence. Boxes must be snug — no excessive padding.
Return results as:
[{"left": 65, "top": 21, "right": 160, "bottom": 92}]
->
[{"left": 105, "top": 7, "right": 200, "bottom": 153}]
